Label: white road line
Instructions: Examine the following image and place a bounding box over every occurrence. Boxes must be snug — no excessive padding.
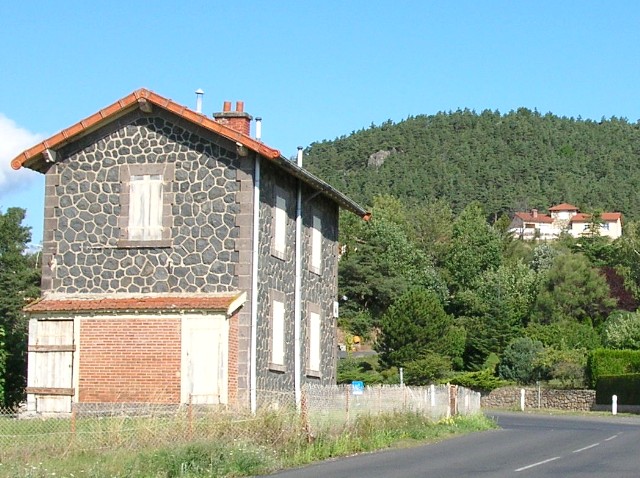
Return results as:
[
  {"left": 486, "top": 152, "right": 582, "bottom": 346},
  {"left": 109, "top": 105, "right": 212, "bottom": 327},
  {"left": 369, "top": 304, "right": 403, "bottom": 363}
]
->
[
  {"left": 515, "top": 456, "right": 561, "bottom": 472},
  {"left": 573, "top": 443, "right": 599, "bottom": 453},
  {"left": 604, "top": 435, "right": 618, "bottom": 441}
]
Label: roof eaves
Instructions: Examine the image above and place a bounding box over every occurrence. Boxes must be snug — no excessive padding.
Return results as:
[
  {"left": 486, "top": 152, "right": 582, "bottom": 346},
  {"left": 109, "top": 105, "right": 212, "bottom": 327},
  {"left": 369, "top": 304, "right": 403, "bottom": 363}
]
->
[
  {"left": 270, "top": 154, "right": 370, "bottom": 220},
  {"left": 11, "top": 88, "right": 280, "bottom": 172}
]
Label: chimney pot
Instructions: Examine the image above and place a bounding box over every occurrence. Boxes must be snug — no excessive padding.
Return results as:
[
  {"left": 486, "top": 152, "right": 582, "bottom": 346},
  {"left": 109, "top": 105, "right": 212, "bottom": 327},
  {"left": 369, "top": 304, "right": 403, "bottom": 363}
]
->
[{"left": 213, "top": 100, "right": 253, "bottom": 136}]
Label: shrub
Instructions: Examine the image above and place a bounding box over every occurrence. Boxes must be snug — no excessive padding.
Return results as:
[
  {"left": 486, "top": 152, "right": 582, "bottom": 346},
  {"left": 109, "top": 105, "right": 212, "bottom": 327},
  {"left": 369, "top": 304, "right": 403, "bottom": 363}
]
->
[
  {"left": 587, "top": 348, "right": 640, "bottom": 387},
  {"left": 337, "top": 357, "right": 385, "bottom": 384},
  {"left": 536, "top": 348, "right": 588, "bottom": 389},
  {"left": 498, "top": 337, "right": 544, "bottom": 384},
  {"left": 403, "top": 353, "right": 452, "bottom": 385},
  {"left": 525, "top": 321, "right": 601, "bottom": 350},
  {"left": 602, "top": 310, "right": 640, "bottom": 350},
  {"left": 445, "top": 368, "right": 509, "bottom": 392},
  {"left": 596, "top": 373, "right": 640, "bottom": 405}
]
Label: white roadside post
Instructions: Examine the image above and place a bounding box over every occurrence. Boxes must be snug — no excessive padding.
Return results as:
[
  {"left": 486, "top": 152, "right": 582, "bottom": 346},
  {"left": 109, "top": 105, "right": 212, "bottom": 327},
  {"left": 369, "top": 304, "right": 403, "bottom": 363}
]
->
[
  {"left": 612, "top": 395, "right": 618, "bottom": 415},
  {"left": 520, "top": 388, "right": 526, "bottom": 411}
]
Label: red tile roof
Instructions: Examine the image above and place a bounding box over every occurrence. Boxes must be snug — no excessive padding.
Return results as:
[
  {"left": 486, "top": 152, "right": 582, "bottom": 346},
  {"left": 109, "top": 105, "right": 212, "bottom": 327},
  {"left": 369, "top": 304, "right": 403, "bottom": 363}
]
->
[
  {"left": 548, "top": 203, "right": 579, "bottom": 211},
  {"left": 514, "top": 212, "right": 554, "bottom": 223},
  {"left": 24, "top": 292, "right": 245, "bottom": 315},
  {"left": 11, "top": 88, "right": 371, "bottom": 221},
  {"left": 570, "top": 212, "right": 622, "bottom": 223},
  {"left": 11, "top": 88, "right": 280, "bottom": 172}
]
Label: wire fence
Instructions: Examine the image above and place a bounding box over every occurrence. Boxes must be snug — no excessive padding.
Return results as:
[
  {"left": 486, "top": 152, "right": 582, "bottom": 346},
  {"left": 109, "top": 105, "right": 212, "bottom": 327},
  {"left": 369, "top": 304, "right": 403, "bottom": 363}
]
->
[{"left": 0, "top": 384, "right": 480, "bottom": 466}]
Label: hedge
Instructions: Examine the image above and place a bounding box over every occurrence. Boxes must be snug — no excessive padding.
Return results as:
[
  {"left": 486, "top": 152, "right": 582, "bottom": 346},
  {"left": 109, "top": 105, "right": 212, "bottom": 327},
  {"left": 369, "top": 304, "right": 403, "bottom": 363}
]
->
[
  {"left": 587, "top": 349, "right": 640, "bottom": 387},
  {"left": 596, "top": 374, "right": 640, "bottom": 405}
]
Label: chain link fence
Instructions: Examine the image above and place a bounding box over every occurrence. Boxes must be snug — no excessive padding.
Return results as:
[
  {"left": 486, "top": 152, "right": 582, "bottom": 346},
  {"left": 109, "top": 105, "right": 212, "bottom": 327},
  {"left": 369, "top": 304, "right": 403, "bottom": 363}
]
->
[{"left": 0, "top": 384, "right": 480, "bottom": 466}]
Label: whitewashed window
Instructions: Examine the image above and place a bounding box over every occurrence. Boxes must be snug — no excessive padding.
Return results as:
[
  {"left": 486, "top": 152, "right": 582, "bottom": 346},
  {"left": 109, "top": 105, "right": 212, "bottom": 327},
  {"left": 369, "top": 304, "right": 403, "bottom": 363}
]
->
[
  {"left": 272, "top": 188, "right": 287, "bottom": 257},
  {"left": 128, "top": 174, "right": 163, "bottom": 241},
  {"left": 311, "top": 215, "right": 322, "bottom": 274},
  {"left": 119, "top": 164, "right": 173, "bottom": 247},
  {"left": 271, "top": 297, "right": 285, "bottom": 367},
  {"left": 308, "top": 307, "right": 321, "bottom": 374}
]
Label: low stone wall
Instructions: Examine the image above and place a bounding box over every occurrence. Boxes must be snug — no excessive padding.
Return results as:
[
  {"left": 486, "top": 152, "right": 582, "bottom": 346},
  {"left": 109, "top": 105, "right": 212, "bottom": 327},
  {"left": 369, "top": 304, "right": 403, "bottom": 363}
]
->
[{"left": 482, "top": 387, "right": 596, "bottom": 411}]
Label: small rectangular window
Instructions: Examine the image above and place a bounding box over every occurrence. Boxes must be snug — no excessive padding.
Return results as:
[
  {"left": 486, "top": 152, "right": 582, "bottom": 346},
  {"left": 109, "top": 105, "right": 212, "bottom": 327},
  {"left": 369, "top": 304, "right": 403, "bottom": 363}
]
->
[
  {"left": 272, "top": 188, "right": 286, "bottom": 258},
  {"left": 271, "top": 298, "right": 285, "bottom": 367},
  {"left": 308, "top": 309, "right": 321, "bottom": 373},
  {"left": 118, "top": 164, "right": 173, "bottom": 248},
  {"left": 311, "top": 215, "right": 322, "bottom": 274},
  {"left": 129, "top": 174, "right": 163, "bottom": 241}
]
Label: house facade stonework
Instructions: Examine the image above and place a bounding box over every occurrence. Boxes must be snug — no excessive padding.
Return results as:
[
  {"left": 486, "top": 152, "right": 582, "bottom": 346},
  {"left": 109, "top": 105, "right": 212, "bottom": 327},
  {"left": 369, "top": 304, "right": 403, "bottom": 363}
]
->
[{"left": 14, "top": 89, "right": 369, "bottom": 414}]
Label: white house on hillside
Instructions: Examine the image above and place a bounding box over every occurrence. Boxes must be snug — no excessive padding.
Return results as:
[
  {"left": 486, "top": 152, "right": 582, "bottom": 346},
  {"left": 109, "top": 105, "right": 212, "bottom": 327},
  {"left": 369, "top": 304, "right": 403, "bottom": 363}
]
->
[{"left": 509, "top": 203, "right": 623, "bottom": 240}]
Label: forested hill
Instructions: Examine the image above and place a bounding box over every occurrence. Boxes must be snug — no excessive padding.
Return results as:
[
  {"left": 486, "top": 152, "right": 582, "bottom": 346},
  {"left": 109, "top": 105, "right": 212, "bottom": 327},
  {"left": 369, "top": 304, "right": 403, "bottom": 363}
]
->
[{"left": 304, "top": 108, "right": 640, "bottom": 220}]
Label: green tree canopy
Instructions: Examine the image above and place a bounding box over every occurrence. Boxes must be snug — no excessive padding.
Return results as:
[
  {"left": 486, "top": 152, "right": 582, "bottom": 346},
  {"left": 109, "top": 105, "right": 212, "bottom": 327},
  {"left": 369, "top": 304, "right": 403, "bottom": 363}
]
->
[
  {"left": 0, "top": 208, "right": 41, "bottom": 406},
  {"left": 531, "top": 253, "right": 616, "bottom": 327},
  {"left": 376, "top": 288, "right": 463, "bottom": 369},
  {"left": 498, "top": 337, "right": 545, "bottom": 384},
  {"left": 339, "top": 213, "right": 448, "bottom": 323},
  {"left": 444, "top": 203, "right": 502, "bottom": 293},
  {"left": 602, "top": 310, "right": 640, "bottom": 350},
  {"left": 459, "top": 260, "right": 538, "bottom": 368}
]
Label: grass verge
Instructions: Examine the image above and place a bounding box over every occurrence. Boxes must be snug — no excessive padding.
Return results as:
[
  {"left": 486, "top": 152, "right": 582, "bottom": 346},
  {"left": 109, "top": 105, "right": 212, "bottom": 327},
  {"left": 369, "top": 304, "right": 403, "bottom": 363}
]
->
[{"left": 1, "top": 412, "right": 495, "bottom": 478}]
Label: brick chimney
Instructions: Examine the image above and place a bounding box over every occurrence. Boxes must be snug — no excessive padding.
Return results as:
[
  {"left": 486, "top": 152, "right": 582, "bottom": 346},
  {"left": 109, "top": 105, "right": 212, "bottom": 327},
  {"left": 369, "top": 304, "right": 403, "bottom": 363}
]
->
[
  {"left": 213, "top": 101, "right": 253, "bottom": 136},
  {"left": 531, "top": 209, "right": 538, "bottom": 218}
]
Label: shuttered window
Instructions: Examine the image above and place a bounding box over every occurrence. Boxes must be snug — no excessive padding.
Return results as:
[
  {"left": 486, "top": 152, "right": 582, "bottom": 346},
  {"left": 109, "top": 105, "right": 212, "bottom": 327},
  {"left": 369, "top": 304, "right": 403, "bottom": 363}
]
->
[
  {"left": 118, "top": 164, "right": 173, "bottom": 248},
  {"left": 271, "top": 298, "right": 285, "bottom": 367},
  {"left": 273, "top": 190, "right": 287, "bottom": 257},
  {"left": 128, "top": 174, "right": 163, "bottom": 241},
  {"left": 308, "top": 309, "right": 321, "bottom": 373},
  {"left": 311, "top": 215, "right": 322, "bottom": 274}
]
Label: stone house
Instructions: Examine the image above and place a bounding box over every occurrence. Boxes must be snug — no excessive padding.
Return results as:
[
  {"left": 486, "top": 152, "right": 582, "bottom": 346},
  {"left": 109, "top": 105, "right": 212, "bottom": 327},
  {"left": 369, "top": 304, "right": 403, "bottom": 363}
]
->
[{"left": 11, "top": 88, "right": 369, "bottom": 414}]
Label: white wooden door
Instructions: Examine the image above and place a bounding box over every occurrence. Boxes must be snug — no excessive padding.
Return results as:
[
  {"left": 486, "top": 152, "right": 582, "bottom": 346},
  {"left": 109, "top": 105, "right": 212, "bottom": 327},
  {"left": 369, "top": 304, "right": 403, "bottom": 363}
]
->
[
  {"left": 26, "top": 319, "right": 74, "bottom": 413},
  {"left": 181, "top": 315, "right": 228, "bottom": 405}
]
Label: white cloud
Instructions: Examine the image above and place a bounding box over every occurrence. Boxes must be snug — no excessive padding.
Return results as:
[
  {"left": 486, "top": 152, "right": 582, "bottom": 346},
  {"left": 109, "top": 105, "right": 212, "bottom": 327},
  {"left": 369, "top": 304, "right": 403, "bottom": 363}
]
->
[{"left": 0, "top": 113, "right": 44, "bottom": 196}]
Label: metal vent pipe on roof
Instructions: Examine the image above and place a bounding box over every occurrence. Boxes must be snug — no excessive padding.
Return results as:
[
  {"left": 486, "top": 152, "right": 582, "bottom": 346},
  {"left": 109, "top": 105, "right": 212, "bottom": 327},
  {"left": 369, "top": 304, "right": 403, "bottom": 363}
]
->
[
  {"left": 255, "top": 117, "right": 262, "bottom": 141},
  {"left": 297, "top": 146, "right": 303, "bottom": 167},
  {"left": 195, "top": 89, "right": 204, "bottom": 113}
]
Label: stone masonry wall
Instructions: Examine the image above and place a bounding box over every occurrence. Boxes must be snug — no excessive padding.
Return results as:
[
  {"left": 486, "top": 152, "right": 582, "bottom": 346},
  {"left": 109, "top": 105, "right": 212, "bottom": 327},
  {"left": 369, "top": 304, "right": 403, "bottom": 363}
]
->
[
  {"left": 482, "top": 386, "right": 596, "bottom": 411},
  {"left": 41, "top": 108, "right": 241, "bottom": 294},
  {"left": 254, "top": 160, "right": 340, "bottom": 401},
  {"left": 300, "top": 198, "right": 339, "bottom": 386}
]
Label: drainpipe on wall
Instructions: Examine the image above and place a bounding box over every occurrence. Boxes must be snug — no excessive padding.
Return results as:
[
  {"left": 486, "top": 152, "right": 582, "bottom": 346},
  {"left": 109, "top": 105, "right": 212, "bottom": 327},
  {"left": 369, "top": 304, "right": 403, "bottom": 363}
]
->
[
  {"left": 250, "top": 155, "right": 261, "bottom": 414},
  {"left": 294, "top": 146, "right": 303, "bottom": 410}
]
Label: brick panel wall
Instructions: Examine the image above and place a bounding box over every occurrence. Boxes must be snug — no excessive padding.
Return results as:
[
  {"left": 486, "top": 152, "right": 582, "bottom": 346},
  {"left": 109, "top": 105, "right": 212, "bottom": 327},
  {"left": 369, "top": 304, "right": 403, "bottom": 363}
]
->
[{"left": 79, "top": 317, "right": 181, "bottom": 403}]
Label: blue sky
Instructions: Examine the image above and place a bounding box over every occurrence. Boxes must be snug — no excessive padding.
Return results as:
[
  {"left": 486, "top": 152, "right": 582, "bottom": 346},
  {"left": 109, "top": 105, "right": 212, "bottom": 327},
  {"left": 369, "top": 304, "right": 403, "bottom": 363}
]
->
[{"left": 1, "top": 1, "right": 639, "bottom": 247}]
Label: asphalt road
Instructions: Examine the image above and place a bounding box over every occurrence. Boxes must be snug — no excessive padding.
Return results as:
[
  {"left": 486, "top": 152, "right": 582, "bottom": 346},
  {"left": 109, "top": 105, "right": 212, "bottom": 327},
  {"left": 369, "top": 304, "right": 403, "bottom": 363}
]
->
[{"left": 257, "top": 411, "right": 640, "bottom": 477}]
